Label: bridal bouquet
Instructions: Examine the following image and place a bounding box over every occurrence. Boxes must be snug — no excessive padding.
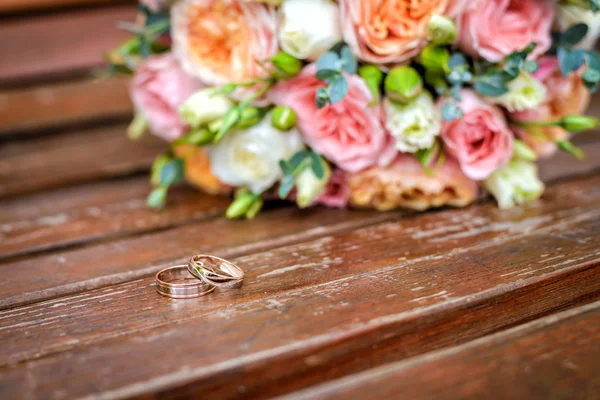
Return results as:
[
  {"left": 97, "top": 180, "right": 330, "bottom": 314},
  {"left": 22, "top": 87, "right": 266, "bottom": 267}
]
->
[{"left": 107, "top": 0, "right": 600, "bottom": 219}]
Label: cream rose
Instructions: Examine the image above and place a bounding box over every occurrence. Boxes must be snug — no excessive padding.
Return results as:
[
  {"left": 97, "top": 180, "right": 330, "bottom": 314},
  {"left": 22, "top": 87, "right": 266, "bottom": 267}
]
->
[
  {"left": 171, "top": 0, "right": 278, "bottom": 86},
  {"left": 384, "top": 92, "right": 441, "bottom": 153},
  {"left": 483, "top": 159, "right": 544, "bottom": 209},
  {"left": 208, "top": 115, "right": 304, "bottom": 193},
  {"left": 279, "top": 0, "right": 342, "bottom": 61},
  {"left": 178, "top": 88, "right": 233, "bottom": 127}
]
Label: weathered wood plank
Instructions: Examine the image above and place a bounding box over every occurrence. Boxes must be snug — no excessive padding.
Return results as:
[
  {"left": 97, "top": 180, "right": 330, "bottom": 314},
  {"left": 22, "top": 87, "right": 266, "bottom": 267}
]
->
[
  {"left": 0, "top": 177, "right": 229, "bottom": 260},
  {"left": 0, "top": 178, "right": 598, "bottom": 398},
  {"left": 0, "top": 0, "right": 130, "bottom": 14},
  {"left": 0, "top": 206, "right": 409, "bottom": 310},
  {"left": 0, "top": 5, "right": 134, "bottom": 83},
  {"left": 285, "top": 301, "right": 600, "bottom": 400},
  {"left": 0, "top": 124, "right": 162, "bottom": 197},
  {"left": 0, "top": 77, "right": 132, "bottom": 135}
]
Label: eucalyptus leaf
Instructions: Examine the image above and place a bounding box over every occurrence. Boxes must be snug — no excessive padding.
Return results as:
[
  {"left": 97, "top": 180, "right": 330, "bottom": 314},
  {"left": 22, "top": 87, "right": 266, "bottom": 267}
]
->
[
  {"left": 441, "top": 102, "right": 463, "bottom": 122},
  {"left": 159, "top": 158, "right": 184, "bottom": 186},
  {"left": 316, "top": 69, "right": 339, "bottom": 82},
  {"left": 340, "top": 46, "right": 358, "bottom": 74},
  {"left": 328, "top": 75, "right": 348, "bottom": 104},
  {"left": 278, "top": 175, "right": 295, "bottom": 199},
  {"left": 317, "top": 52, "right": 339, "bottom": 72},
  {"left": 523, "top": 60, "right": 539, "bottom": 74},
  {"left": 583, "top": 68, "right": 600, "bottom": 91},
  {"left": 279, "top": 160, "right": 293, "bottom": 176},
  {"left": 448, "top": 53, "right": 467, "bottom": 69},
  {"left": 559, "top": 23, "right": 589, "bottom": 48},
  {"left": 558, "top": 48, "right": 586, "bottom": 77},
  {"left": 586, "top": 50, "right": 600, "bottom": 71},
  {"left": 309, "top": 152, "right": 325, "bottom": 179},
  {"left": 316, "top": 87, "right": 330, "bottom": 109},
  {"left": 289, "top": 150, "right": 309, "bottom": 171}
]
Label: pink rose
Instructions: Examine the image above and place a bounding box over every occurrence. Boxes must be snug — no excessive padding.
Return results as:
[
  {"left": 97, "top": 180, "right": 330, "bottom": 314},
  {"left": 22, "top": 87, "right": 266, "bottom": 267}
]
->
[
  {"left": 511, "top": 56, "right": 591, "bottom": 157},
  {"left": 348, "top": 154, "right": 478, "bottom": 211},
  {"left": 340, "top": 0, "right": 464, "bottom": 64},
  {"left": 456, "top": 0, "right": 553, "bottom": 62},
  {"left": 440, "top": 90, "right": 513, "bottom": 180},
  {"left": 316, "top": 169, "right": 350, "bottom": 208},
  {"left": 171, "top": 0, "right": 278, "bottom": 86},
  {"left": 269, "top": 64, "right": 396, "bottom": 173},
  {"left": 130, "top": 53, "right": 203, "bottom": 142}
]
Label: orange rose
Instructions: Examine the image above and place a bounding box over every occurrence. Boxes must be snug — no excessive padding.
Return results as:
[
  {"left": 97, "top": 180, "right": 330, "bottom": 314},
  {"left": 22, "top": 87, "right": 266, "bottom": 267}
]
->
[
  {"left": 339, "top": 0, "right": 464, "bottom": 64},
  {"left": 171, "top": 0, "right": 278, "bottom": 86},
  {"left": 173, "top": 145, "right": 232, "bottom": 195}
]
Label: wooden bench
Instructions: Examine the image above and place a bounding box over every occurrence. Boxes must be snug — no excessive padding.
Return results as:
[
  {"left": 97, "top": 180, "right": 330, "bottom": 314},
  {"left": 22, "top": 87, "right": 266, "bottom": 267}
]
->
[{"left": 1, "top": 2, "right": 599, "bottom": 399}]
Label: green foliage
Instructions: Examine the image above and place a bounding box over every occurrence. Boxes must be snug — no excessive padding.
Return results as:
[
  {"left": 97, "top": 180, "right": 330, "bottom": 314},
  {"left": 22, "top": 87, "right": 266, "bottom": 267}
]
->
[
  {"left": 555, "top": 22, "right": 600, "bottom": 92},
  {"left": 441, "top": 102, "right": 463, "bottom": 122},
  {"left": 415, "top": 140, "right": 445, "bottom": 176},
  {"left": 146, "top": 155, "right": 184, "bottom": 210},
  {"left": 314, "top": 45, "right": 358, "bottom": 108},
  {"left": 226, "top": 190, "right": 263, "bottom": 220},
  {"left": 278, "top": 150, "right": 326, "bottom": 198},
  {"left": 358, "top": 65, "right": 384, "bottom": 104}
]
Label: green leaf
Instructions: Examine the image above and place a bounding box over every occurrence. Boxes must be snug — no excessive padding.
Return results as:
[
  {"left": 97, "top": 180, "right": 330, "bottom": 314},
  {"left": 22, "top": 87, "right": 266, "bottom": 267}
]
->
[
  {"left": 328, "top": 75, "right": 348, "bottom": 105},
  {"left": 559, "top": 23, "right": 589, "bottom": 48},
  {"left": 159, "top": 158, "right": 184, "bottom": 186},
  {"left": 279, "top": 160, "right": 293, "bottom": 176},
  {"left": 557, "top": 140, "right": 585, "bottom": 160},
  {"left": 278, "top": 174, "right": 295, "bottom": 199},
  {"left": 316, "top": 69, "right": 339, "bottom": 82},
  {"left": 558, "top": 48, "right": 586, "bottom": 77},
  {"left": 441, "top": 102, "right": 463, "bottom": 122},
  {"left": 585, "top": 51, "right": 600, "bottom": 71},
  {"left": 213, "top": 107, "right": 241, "bottom": 143},
  {"left": 523, "top": 60, "right": 539, "bottom": 74},
  {"left": 583, "top": 68, "right": 600, "bottom": 91},
  {"left": 340, "top": 46, "right": 358, "bottom": 74},
  {"left": 474, "top": 72, "right": 509, "bottom": 97},
  {"left": 309, "top": 152, "right": 325, "bottom": 179},
  {"left": 317, "top": 52, "right": 339, "bottom": 72},
  {"left": 288, "top": 150, "right": 309, "bottom": 171},
  {"left": 146, "top": 186, "right": 168, "bottom": 209},
  {"left": 316, "top": 87, "right": 329, "bottom": 109},
  {"left": 448, "top": 53, "right": 467, "bottom": 69}
]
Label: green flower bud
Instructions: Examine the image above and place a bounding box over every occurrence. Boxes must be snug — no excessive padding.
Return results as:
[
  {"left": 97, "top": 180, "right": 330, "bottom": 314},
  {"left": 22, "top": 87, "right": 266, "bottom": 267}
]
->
[
  {"left": 385, "top": 66, "right": 423, "bottom": 104},
  {"left": 359, "top": 65, "right": 384, "bottom": 104},
  {"left": 560, "top": 114, "right": 600, "bottom": 132},
  {"left": 270, "top": 51, "right": 303, "bottom": 79},
  {"left": 236, "top": 107, "right": 263, "bottom": 129},
  {"left": 150, "top": 154, "right": 170, "bottom": 187},
  {"left": 226, "top": 193, "right": 256, "bottom": 219},
  {"left": 427, "top": 14, "right": 457, "bottom": 45},
  {"left": 512, "top": 139, "right": 537, "bottom": 162},
  {"left": 173, "top": 128, "right": 215, "bottom": 147},
  {"left": 296, "top": 159, "right": 331, "bottom": 208},
  {"left": 127, "top": 112, "right": 148, "bottom": 140},
  {"left": 245, "top": 197, "right": 264, "bottom": 219},
  {"left": 271, "top": 106, "right": 297, "bottom": 131},
  {"left": 420, "top": 44, "right": 450, "bottom": 72}
]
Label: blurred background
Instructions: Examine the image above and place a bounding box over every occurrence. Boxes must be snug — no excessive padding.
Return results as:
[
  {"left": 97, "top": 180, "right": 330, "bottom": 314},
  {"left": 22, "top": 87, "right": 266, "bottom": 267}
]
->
[{"left": 0, "top": 0, "right": 599, "bottom": 200}]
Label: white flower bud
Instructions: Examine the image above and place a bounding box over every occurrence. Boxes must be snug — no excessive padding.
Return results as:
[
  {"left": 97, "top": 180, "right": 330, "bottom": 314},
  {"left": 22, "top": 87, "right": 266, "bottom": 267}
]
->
[
  {"left": 209, "top": 115, "right": 304, "bottom": 194},
  {"left": 296, "top": 159, "right": 331, "bottom": 208},
  {"left": 483, "top": 159, "right": 545, "bottom": 209},
  {"left": 384, "top": 91, "right": 441, "bottom": 153},
  {"left": 179, "top": 89, "right": 233, "bottom": 128},
  {"left": 279, "top": 0, "right": 342, "bottom": 61},
  {"left": 487, "top": 72, "right": 546, "bottom": 112}
]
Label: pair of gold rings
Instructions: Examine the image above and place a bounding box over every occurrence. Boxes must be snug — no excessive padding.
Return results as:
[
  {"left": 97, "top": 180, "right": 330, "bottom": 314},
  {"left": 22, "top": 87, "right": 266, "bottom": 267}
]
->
[{"left": 155, "top": 255, "right": 244, "bottom": 299}]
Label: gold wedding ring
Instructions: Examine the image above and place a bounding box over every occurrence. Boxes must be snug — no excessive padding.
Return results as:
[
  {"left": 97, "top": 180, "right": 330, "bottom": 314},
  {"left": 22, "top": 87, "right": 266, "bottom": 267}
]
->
[
  {"left": 188, "top": 255, "right": 245, "bottom": 289},
  {"left": 155, "top": 265, "right": 215, "bottom": 299}
]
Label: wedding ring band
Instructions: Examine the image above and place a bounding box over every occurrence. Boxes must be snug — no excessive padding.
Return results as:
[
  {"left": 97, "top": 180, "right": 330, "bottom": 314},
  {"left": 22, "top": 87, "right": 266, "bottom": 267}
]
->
[
  {"left": 155, "top": 265, "right": 215, "bottom": 298},
  {"left": 188, "top": 255, "right": 245, "bottom": 289}
]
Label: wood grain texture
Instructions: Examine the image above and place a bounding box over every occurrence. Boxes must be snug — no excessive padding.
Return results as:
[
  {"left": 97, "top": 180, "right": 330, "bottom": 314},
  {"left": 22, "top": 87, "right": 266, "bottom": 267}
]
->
[
  {"left": 0, "top": 175, "right": 598, "bottom": 398},
  {"left": 0, "top": 177, "right": 229, "bottom": 260},
  {"left": 0, "top": 0, "right": 131, "bottom": 14},
  {"left": 0, "top": 124, "right": 163, "bottom": 198},
  {"left": 0, "top": 76, "right": 132, "bottom": 135},
  {"left": 0, "top": 5, "right": 134, "bottom": 83},
  {"left": 286, "top": 301, "right": 600, "bottom": 400}
]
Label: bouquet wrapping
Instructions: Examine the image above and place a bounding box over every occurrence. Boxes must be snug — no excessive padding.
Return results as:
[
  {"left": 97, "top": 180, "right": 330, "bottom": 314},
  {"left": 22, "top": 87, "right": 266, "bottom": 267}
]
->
[{"left": 107, "top": 0, "right": 600, "bottom": 219}]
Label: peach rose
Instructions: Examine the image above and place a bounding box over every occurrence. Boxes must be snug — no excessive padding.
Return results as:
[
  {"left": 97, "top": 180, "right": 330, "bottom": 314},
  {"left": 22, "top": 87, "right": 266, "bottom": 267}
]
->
[
  {"left": 348, "top": 154, "right": 478, "bottom": 211},
  {"left": 173, "top": 145, "right": 232, "bottom": 195},
  {"left": 130, "top": 53, "right": 203, "bottom": 141},
  {"left": 510, "top": 56, "right": 591, "bottom": 158},
  {"left": 269, "top": 64, "right": 397, "bottom": 173},
  {"left": 440, "top": 90, "right": 513, "bottom": 180},
  {"left": 456, "top": 0, "right": 553, "bottom": 62},
  {"left": 339, "top": 0, "right": 465, "bottom": 64},
  {"left": 171, "top": 0, "right": 278, "bottom": 86}
]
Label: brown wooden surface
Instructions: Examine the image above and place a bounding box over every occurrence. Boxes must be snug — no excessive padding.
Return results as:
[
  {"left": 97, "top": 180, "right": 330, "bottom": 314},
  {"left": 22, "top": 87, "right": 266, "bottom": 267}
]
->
[
  {"left": 0, "top": 0, "right": 131, "bottom": 14},
  {"left": 0, "top": 4, "right": 599, "bottom": 398},
  {"left": 281, "top": 301, "right": 600, "bottom": 400},
  {"left": 0, "top": 76, "right": 132, "bottom": 135}
]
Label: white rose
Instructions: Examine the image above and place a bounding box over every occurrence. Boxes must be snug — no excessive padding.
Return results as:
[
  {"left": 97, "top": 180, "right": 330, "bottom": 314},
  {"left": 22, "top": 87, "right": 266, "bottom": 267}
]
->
[
  {"left": 483, "top": 159, "right": 545, "bottom": 209},
  {"left": 179, "top": 89, "right": 233, "bottom": 127},
  {"left": 279, "top": 0, "right": 342, "bottom": 61},
  {"left": 209, "top": 115, "right": 304, "bottom": 193},
  {"left": 556, "top": 5, "right": 600, "bottom": 50},
  {"left": 487, "top": 72, "right": 546, "bottom": 112},
  {"left": 384, "top": 91, "right": 441, "bottom": 153}
]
